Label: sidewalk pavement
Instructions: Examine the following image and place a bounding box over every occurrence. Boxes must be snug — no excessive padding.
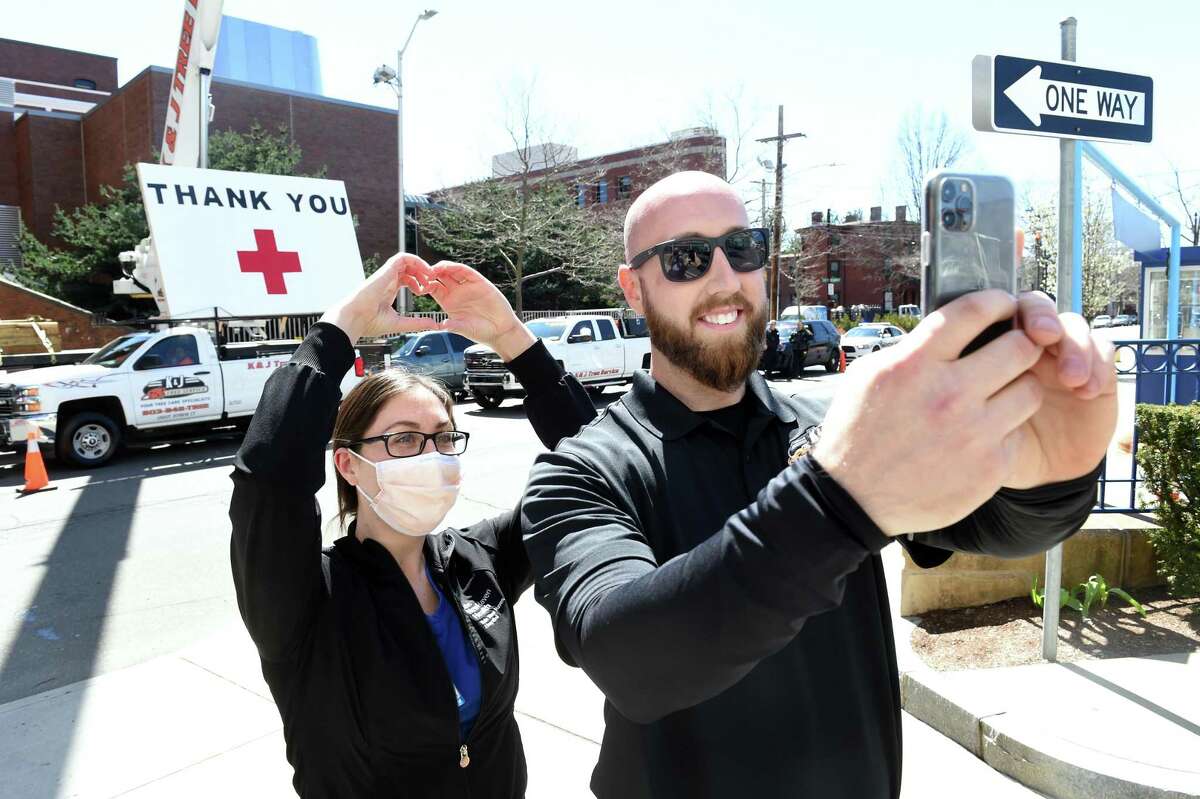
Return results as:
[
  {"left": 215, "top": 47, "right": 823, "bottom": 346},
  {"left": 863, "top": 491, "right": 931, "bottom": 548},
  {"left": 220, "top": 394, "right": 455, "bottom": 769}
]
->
[
  {"left": 883, "top": 546, "right": 1200, "bottom": 799},
  {"left": 0, "top": 589, "right": 1047, "bottom": 799}
]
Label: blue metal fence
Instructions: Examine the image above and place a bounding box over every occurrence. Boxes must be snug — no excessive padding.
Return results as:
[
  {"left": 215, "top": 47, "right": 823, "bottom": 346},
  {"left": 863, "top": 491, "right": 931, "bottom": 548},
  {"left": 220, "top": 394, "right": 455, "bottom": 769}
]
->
[{"left": 1095, "top": 337, "right": 1200, "bottom": 513}]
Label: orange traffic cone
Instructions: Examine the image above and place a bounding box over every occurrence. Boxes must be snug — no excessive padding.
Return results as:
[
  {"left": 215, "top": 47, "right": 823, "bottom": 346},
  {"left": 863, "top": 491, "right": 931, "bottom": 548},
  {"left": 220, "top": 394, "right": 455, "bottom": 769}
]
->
[
  {"left": 838, "top": 348, "right": 847, "bottom": 373},
  {"left": 19, "top": 431, "right": 52, "bottom": 494}
]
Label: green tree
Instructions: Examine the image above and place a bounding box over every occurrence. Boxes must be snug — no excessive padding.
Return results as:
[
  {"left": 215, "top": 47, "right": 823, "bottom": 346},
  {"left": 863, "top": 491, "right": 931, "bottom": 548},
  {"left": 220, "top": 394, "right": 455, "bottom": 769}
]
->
[
  {"left": 6, "top": 223, "right": 91, "bottom": 297},
  {"left": 418, "top": 88, "right": 625, "bottom": 314},
  {"left": 207, "top": 122, "right": 326, "bottom": 178},
  {"left": 1022, "top": 191, "right": 1138, "bottom": 318},
  {"left": 12, "top": 163, "right": 150, "bottom": 311},
  {"left": 9, "top": 123, "right": 326, "bottom": 314},
  {"left": 420, "top": 174, "right": 624, "bottom": 314}
]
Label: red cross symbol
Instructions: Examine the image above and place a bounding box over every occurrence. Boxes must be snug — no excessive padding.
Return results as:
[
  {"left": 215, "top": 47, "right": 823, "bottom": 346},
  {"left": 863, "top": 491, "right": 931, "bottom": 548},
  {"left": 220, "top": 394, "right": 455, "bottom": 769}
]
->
[{"left": 237, "top": 229, "right": 302, "bottom": 294}]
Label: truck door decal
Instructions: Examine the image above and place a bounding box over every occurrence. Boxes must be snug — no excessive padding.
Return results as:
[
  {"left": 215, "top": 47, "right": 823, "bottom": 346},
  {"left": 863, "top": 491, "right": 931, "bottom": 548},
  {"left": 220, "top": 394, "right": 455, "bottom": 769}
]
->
[
  {"left": 142, "top": 375, "right": 208, "bottom": 400},
  {"left": 138, "top": 375, "right": 212, "bottom": 419}
]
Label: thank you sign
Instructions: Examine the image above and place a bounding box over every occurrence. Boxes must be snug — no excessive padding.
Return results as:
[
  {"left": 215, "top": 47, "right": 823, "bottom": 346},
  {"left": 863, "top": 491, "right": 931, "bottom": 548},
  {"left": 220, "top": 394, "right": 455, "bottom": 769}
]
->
[{"left": 137, "top": 164, "right": 365, "bottom": 316}]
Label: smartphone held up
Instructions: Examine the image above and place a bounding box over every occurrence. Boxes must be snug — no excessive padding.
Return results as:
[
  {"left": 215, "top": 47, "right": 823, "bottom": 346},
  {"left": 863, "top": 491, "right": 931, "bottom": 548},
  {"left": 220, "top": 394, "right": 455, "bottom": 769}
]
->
[{"left": 920, "top": 171, "right": 1019, "bottom": 356}]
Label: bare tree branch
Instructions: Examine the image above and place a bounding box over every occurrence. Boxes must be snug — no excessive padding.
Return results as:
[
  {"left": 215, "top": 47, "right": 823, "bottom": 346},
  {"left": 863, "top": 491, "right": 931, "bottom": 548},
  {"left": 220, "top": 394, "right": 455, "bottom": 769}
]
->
[
  {"left": 420, "top": 86, "right": 624, "bottom": 313},
  {"left": 1172, "top": 163, "right": 1200, "bottom": 245},
  {"left": 894, "top": 107, "right": 969, "bottom": 222}
]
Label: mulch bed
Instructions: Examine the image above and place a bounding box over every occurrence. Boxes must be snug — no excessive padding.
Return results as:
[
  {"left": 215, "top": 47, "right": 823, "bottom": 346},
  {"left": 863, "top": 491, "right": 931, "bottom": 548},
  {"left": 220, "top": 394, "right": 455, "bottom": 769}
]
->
[{"left": 910, "top": 586, "right": 1200, "bottom": 670}]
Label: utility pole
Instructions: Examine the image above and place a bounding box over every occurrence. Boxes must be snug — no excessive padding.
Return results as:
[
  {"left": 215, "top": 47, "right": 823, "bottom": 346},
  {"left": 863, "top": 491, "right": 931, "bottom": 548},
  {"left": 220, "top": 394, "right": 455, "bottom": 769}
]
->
[
  {"left": 757, "top": 106, "right": 806, "bottom": 319},
  {"left": 751, "top": 179, "right": 772, "bottom": 228}
]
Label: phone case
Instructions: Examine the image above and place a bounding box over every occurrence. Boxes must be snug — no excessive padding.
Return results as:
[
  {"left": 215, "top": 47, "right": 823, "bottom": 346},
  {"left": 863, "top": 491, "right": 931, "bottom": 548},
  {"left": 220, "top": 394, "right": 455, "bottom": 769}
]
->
[{"left": 921, "top": 171, "right": 1018, "bottom": 355}]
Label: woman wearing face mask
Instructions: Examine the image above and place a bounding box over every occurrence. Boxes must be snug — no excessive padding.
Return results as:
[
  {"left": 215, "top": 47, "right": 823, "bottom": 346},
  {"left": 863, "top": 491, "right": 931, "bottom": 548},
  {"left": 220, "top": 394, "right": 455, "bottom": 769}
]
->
[{"left": 229, "top": 255, "right": 596, "bottom": 798}]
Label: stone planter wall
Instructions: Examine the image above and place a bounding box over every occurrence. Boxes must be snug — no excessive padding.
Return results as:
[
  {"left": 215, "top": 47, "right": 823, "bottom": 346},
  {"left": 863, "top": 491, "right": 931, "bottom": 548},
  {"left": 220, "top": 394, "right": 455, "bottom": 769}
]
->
[{"left": 900, "top": 513, "right": 1163, "bottom": 616}]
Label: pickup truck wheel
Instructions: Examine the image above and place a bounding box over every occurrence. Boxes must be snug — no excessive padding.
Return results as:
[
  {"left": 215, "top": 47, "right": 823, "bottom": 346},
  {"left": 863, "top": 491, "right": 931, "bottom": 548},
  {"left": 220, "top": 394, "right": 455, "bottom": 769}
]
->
[
  {"left": 824, "top": 351, "right": 840, "bottom": 373},
  {"left": 473, "top": 390, "right": 504, "bottom": 410},
  {"left": 57, "top": 412, "right": 121, "bottom": 467}
]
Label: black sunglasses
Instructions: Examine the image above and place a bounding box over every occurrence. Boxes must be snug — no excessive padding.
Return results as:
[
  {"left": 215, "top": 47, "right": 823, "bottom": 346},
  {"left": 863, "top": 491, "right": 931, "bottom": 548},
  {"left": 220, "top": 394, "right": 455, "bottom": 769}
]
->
[
  {"left": 343, "top": 430, "right": 469, "bottom": 459},
  {"left": 628, "top": 227, "right": 769, "bottom": 282}
]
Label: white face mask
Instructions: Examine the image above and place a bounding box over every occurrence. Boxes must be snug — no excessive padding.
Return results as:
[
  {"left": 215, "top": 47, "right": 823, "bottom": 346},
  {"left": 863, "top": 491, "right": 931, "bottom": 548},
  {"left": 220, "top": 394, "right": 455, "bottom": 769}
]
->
[{"left": 349, "top": 449, "right": 462, "bottom": 537}]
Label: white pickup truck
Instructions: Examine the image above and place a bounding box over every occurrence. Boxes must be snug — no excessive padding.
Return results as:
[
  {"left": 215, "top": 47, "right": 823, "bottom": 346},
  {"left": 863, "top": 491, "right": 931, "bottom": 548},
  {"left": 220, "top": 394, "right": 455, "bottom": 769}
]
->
[
  {"left": 0, "top": 326, "right": 364, "bottom": 467},
  {"left": 463, "top": 315, "right": 651, "bottom": 409}
]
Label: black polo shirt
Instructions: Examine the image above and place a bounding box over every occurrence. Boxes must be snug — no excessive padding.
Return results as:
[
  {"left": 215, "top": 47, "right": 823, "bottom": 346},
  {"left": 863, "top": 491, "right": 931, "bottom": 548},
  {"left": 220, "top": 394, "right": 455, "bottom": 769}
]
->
[{"left": 521, "top": 370, "right": 1100, "bottom": 799}]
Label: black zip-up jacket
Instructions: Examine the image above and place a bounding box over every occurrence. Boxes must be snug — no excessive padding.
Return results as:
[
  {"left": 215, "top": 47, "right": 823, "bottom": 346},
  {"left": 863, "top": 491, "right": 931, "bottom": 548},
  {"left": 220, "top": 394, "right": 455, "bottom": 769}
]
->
[
  {"left": 521, "top": 370, "right": 1101, "bottom": 798},
  {"left": 229, "top": 322, "right": 595, "bottom": 799}
]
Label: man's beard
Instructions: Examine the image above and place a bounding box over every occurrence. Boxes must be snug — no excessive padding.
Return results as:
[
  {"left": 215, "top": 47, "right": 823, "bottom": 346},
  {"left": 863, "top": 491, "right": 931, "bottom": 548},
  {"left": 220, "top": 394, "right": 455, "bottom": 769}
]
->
[{"left": 643, "top": 289, "right": 767, "bottom": 392}]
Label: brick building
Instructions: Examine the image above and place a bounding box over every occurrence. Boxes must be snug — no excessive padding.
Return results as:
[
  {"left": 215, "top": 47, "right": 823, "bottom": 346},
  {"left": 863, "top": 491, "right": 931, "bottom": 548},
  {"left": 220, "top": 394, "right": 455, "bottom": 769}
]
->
[
  {"left": 0, "top": 37, "right": 404, "bottom": 285},
  {"left": 0, "top": 276, "right": 130, "bottom": 349},
  {"left": 789, "top": 205, "right": 921, "bottom": 313},
  {"left": 450, "top": 127, "right": 727, "bottom": 211}
]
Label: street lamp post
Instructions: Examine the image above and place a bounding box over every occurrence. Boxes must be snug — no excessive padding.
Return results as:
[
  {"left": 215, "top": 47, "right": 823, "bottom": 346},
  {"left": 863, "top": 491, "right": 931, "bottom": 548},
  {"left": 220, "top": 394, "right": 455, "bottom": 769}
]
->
[{"left": 374, "top": 9, "right": 437, "bottom": 314}]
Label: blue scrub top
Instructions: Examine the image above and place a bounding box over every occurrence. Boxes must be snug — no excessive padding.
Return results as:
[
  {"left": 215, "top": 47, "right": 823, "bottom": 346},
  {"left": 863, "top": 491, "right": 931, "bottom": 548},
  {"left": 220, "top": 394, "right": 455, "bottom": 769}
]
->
[{"left": 424, "top": 568, "right": 482, "bottom": 739}]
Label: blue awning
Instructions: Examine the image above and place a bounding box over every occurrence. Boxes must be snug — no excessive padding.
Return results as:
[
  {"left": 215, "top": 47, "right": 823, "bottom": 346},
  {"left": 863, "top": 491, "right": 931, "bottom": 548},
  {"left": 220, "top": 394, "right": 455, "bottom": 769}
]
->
[{"left": 1134, "top": 246, "right": 1200, "bottom": 267}]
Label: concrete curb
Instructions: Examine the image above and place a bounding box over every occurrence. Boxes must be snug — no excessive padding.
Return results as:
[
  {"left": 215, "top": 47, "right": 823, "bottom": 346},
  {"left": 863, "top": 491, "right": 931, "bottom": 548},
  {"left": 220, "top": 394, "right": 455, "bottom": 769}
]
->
[{"left": 901, "top": 667, "right": 1200, "bottom": 799}]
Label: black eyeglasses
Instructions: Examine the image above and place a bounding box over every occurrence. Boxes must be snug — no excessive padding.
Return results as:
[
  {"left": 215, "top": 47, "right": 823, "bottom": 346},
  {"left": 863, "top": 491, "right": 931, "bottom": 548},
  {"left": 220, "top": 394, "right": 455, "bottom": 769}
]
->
[
  {"left": 343, "top": 430, "right": 470, "bottom": 458},
  {"left": 628, "top": 227, "right": 769, "bottom": 282}
]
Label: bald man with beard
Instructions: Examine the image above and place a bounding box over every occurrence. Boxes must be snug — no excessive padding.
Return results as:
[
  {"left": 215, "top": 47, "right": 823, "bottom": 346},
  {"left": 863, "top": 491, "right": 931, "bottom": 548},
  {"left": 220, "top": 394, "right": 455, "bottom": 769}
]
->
[{"left": 520, "top": 171, "right": 1116, "bottom": 798}]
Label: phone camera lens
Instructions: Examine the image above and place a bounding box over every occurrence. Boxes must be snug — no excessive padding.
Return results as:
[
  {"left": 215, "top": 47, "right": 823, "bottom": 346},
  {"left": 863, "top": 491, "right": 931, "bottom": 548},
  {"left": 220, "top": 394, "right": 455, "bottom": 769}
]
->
[
  {"left": 941, "top": 209, "right": 958, "bottom": 229},
  {"left": 959, "top": 211, "right": 972, "bottom": 230},
  {"left": 955, "top": 195, "right": 973, "bottom": 213},
  {"left": 941, "top": 181, "right": 956, "bottom": 204}
]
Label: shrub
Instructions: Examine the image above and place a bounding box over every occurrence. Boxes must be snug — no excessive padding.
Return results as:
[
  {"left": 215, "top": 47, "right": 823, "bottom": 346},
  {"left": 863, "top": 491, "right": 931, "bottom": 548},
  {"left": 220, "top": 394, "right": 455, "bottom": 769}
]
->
[
  {"left": 1135, "top": 403, "right": 1200, "bottom": 598},
  {"left": 874, "top": 313, "right": 921, "bottom": 332}
]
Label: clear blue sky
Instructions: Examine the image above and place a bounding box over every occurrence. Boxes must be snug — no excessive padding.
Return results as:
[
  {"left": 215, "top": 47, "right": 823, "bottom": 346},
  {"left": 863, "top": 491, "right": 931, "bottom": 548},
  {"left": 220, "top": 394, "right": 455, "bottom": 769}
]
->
[{"left": 9, "top": 0, "right": 1199, "bottom": 230}]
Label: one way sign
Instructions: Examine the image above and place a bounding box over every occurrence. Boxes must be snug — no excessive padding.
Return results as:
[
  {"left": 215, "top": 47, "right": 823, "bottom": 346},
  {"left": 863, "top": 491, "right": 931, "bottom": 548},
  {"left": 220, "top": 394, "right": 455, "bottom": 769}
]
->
[{"left": 972, "top": 54, "right": 1153, "bottom": 144}]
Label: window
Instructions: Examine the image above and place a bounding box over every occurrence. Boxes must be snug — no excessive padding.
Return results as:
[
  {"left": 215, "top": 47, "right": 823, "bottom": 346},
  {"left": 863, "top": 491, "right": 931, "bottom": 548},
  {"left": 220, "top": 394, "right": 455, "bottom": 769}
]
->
[
  {"left": 73, "top": 78, "right": 97, "bottom": 90},
  {"left": 576, "top": 184, "right": 586, "bottom": 208},
  {"left": 595, "top": 319, "right": 616, "bottom": 340},
  {"left": 618, "top": 175, "right": 633, "bottom": 199},
  {"left": 83, "top": 333, "right": 153, "bottom": 368},
  {"left": 830, "top": 261, "right": 841, "bottom": 275},
  {"left": 598, "top": 180, "right": 608, "bottom": 204},
  {"left": 592, "top": 183, "right": 602, "bottom": 204},
  {"left": 528, "top": 321, "right": 567, "bottom": 340},
  {"left": 448, "top": 333, "right": 473, "bottom": 353},
  {"left": 569, "top": 321, "right": 594, "bottom": 340},
  {"left": 137, "top": 335, "right": 199, "bottom": 370},
  {"left": 418, "top": 334, "right": 448, "bottom": 355}
]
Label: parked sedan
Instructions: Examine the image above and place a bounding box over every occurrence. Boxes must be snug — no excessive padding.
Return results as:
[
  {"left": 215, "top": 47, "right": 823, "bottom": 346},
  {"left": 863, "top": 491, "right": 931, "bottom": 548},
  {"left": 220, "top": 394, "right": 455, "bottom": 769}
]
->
[
  {"left": 840, "top": 323, "right": 905, "bottom": 361},
  {"left": 1091, "top": 315, "right": 1113, "bottom": 329},
  {"left": 1112, "top": 314, "right": 1137, "bottom": 327}
]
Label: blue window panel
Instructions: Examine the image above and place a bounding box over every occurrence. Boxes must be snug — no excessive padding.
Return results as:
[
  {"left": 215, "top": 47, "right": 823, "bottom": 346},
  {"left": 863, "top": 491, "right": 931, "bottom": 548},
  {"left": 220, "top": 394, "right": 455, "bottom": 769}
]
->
[
  {"left": 268, "top": 26, "right": 296, "bottom": 91},
  {"left": 214, "top": 16, "right": 322, "bottom": 95},
  {"left": 243, "top": 22, "right": 273, "bottom": 88},
  {"left": 293, "top": 33, "right": 322, "bottom": 94},
  {"left": 599, "top": 180, "right": 608, "bottom": 204},
  {"left": 577, "top": 184, "right": 586, "bottom": 208}
]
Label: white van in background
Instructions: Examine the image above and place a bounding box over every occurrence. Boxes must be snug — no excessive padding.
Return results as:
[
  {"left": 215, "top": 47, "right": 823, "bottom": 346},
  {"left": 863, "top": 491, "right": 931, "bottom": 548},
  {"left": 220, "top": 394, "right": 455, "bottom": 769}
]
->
[{"left": 780, "top": 305, "right": 830, "bottom": 322}]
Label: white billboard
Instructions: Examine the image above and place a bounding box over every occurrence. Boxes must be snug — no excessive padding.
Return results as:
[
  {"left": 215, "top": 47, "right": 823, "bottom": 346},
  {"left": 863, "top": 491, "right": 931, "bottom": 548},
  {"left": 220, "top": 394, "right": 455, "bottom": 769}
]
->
[{"left": 137, "top": 164, "right": 365, "bottom": 317}]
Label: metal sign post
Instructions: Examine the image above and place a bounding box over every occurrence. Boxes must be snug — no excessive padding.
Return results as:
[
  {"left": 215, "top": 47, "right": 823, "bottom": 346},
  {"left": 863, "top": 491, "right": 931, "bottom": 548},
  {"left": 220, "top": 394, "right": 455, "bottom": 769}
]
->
[
  {"left": 972, "top": 18, "right": 1161, "bottom": 661},
  {"left": 1040, "top": 17, "right": 1080, "bottom": 662}
]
